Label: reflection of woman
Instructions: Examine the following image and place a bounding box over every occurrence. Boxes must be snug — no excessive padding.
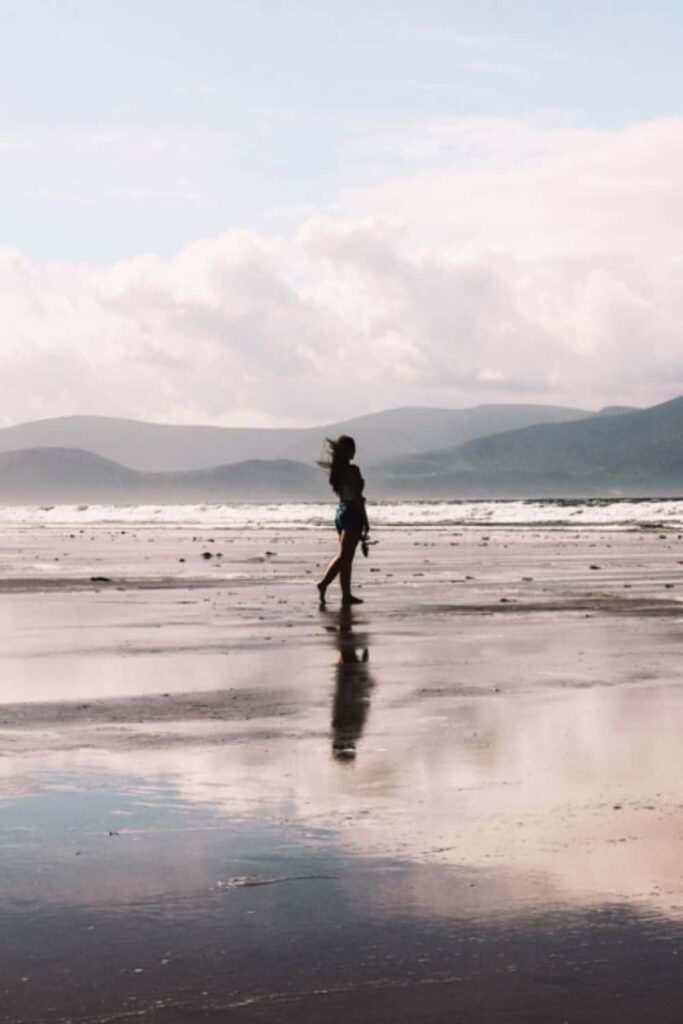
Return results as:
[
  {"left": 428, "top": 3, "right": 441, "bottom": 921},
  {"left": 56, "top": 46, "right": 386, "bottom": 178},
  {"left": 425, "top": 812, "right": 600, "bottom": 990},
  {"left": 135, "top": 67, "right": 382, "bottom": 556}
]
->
[
  {"left": 330, "top": 610, "right": 375, "bottom": 762},
  {"left": 317, "top": 435, "right": 369, "bottom": 606}
]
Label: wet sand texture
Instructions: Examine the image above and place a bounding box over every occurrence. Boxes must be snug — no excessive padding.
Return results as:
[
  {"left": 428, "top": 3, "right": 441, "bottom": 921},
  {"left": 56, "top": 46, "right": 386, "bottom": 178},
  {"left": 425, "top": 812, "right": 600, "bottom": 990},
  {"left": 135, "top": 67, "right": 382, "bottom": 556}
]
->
[{"left": 1, "top": 523, "right": 683, "bottom": 1022}]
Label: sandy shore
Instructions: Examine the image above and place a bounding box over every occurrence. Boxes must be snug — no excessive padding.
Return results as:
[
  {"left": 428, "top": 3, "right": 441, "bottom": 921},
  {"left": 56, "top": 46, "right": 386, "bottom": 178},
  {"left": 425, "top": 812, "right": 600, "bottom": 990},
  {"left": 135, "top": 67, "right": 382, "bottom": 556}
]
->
[{"left": 2, "top": 521, "right": 683, "bottom": 1022}]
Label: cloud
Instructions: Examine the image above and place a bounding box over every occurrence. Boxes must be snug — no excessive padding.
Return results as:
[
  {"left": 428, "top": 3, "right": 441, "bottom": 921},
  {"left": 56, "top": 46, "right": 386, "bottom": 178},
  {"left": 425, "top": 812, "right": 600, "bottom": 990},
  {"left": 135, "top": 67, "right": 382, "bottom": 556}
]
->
[
  {"left": 347, "top": 117, "right": 683, "bottom": 258},
  {"left": 3, "top": 116, "right": 683, "bottom": 426}
]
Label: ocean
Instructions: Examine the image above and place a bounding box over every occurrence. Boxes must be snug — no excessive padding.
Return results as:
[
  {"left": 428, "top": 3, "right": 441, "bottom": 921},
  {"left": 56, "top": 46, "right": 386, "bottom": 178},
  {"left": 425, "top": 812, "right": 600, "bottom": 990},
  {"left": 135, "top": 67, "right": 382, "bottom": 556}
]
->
[{"left": 2, "top": 498, "right": 683, "bottom": 530}]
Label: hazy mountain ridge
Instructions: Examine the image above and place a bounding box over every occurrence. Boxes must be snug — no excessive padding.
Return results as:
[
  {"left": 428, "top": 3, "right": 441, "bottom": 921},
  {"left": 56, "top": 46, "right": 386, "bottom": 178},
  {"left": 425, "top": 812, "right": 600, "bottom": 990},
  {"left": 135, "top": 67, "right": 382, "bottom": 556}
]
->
[
  {"left": 0, "top": 448, "right": 326, "bottom": 504},
  {"left": 0, "top": 404, "right": 594, "bottom": 472},
  {"left": 4, "top": 399, "right": 683, "bottom": 503},
  {"left": 374, "top": 397, "right": 683, "bottom": 496}
]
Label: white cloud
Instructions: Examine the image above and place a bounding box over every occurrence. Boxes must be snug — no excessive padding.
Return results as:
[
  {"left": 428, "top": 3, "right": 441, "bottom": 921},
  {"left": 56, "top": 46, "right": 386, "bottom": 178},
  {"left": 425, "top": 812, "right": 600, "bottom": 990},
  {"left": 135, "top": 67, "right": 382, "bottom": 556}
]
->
[
  {"left": 347, "top": 118, "right": 683, "bottom": 258},
  {"left": 3, "top": 116, "right": 683, "bottom": 426}
]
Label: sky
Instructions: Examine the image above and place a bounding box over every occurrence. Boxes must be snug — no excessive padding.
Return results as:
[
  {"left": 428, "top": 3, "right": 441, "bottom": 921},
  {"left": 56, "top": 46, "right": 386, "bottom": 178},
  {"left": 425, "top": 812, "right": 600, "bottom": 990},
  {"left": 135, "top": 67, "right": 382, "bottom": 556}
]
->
[{"left": 3, "top": 0, "right": 683, "bottom": 427}]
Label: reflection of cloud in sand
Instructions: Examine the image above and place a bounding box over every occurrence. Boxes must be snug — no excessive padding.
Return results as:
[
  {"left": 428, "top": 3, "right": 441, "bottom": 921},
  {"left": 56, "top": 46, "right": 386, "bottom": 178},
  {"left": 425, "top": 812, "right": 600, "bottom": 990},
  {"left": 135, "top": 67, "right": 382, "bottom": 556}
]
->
[{"left": 4, "top": 672, "right": 683, "bottom": 920}]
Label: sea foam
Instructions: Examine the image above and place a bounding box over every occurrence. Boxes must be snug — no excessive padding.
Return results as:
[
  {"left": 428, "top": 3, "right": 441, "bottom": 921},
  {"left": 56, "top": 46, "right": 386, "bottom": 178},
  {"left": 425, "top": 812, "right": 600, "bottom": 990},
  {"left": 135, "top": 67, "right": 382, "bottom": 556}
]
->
[{"left": 1, "top": 499, "right": 683, "bottom": 530}]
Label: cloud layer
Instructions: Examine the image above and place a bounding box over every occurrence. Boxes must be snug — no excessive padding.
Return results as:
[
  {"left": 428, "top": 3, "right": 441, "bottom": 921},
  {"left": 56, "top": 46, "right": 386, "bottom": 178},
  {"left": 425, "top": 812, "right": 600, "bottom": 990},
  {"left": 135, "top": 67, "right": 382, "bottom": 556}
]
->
[{"left": 3, "top": 116, "right": 683, "bottom": 427}]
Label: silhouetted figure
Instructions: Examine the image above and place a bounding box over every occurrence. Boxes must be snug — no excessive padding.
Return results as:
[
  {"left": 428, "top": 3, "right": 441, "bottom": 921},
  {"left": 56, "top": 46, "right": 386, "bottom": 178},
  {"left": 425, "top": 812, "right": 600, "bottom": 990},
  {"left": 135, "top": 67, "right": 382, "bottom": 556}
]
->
[
  {"left": 317, "top": 435, "right": 370, "bottom": 606},
  {"left": 328, "top": 608, "right": 375, "bottom": 762}
]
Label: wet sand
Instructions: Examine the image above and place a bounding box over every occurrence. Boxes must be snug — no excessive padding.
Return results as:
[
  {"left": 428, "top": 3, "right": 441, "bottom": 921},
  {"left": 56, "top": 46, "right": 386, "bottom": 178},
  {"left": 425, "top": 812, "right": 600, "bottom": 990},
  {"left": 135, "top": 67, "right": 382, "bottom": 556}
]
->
[{"left": 2, "top": 522, "right": 683, "bottom": 1021}]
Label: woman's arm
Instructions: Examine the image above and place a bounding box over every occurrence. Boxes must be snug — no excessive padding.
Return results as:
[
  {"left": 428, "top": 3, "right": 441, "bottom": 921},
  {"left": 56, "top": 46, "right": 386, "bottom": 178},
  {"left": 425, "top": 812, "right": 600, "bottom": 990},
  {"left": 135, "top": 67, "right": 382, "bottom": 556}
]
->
[
  {"left": 353, "top": 466, "right": 370, "bottom": 533},
  {"left": 347, "top": 464, "right": 364, "bottom": 497}
]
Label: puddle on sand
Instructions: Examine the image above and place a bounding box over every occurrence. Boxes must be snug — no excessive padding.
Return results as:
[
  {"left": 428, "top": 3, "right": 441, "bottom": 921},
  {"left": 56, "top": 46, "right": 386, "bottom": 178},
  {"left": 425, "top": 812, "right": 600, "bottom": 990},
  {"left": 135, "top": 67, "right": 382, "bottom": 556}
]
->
[{"left": 2, "top": 772, "right": 683, "bottom": 1024}]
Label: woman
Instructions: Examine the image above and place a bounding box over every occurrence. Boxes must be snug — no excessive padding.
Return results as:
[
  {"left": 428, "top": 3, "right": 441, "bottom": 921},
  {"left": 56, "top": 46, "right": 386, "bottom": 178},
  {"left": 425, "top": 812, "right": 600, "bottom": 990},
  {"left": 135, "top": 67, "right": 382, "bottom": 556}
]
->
[{"left": 317, "top": 435, "right": 369, "bottom": 606}]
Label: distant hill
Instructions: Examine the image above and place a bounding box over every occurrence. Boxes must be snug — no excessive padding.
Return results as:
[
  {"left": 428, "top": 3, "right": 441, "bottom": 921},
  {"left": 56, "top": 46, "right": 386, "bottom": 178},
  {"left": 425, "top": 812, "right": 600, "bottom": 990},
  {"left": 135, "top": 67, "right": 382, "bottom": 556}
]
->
[
  {"left": 594, "top": 405, "right": 638, "bottom": 417},
  {"left": 0, "top": 448, "right": 140, "bottom": 503},
  {"left": 0, "top": 404, "right": 593, "bottom": 472},
  {"left": 4, "top": 398, "right": 682, "bottom": 503},
  {"left": 165, "top": 459, "right": 326, "bottom": 501},
  {"left": 0, "top": 448, "right": 327, "bottom": 504},
  {"left": 312, "top": 404, "right": 592, "bottom": 467},
  {"left": 373, "top": 396, "right": 683, "bottom": 497}
]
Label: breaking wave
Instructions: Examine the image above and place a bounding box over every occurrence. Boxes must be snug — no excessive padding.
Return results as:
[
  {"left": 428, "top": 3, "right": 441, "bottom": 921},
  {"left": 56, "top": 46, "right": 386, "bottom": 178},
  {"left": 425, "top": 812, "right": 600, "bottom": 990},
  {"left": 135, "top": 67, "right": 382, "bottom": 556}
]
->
[{"left": 2, "top": 498, "right": 683, "bottom": 530}]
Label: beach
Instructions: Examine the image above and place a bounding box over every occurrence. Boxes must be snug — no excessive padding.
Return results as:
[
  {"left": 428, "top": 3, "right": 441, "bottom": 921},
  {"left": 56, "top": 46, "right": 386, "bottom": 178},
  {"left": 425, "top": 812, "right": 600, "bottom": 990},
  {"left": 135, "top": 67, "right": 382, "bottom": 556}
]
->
[{"left": 2, "top": 507, "right": 683, "bottom": 1022}]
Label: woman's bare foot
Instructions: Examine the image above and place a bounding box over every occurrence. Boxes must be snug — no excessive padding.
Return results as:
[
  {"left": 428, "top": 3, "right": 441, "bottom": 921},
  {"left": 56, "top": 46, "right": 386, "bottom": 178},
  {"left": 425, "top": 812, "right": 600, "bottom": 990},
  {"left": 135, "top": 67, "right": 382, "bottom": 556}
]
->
[
  {"left": 317, "top": 582, "right": 327, "bottom": 605},
  {"left": 342, "top": 594, "right": 363, "bottom": 605}
]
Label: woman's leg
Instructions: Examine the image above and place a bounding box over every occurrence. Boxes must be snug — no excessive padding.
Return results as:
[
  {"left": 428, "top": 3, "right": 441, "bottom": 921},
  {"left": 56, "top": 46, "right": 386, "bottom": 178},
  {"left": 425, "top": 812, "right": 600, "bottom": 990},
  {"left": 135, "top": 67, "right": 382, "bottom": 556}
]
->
[
  {"left": 339, "top": 530, "right": 362, "bottom": 604},
  {"left": 317, "top": 536, "right": 344, "bottom": 603}
]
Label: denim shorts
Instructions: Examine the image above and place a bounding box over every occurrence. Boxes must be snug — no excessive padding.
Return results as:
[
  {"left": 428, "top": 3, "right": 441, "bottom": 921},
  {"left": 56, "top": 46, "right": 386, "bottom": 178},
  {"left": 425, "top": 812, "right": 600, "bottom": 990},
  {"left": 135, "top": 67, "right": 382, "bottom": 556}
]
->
[{"left": 335, "top": 501, "right": 365, "bottom": 534}]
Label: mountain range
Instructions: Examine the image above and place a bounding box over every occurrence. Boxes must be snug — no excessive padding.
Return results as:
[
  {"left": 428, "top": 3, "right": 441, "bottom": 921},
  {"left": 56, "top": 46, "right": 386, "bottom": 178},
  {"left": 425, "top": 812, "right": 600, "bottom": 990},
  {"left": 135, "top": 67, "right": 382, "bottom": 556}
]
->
[
  {"left": 373, "top": 396, "right": 683, "bottom": 496},
  {"left": 0, "top": 404, "right": 593, "bottom": 472},
  {"left": 0, "top": 448, "right": 324, "bottom": 503},
  {"left": 3, "top": 398, "right": 683, "bottom": 502}
]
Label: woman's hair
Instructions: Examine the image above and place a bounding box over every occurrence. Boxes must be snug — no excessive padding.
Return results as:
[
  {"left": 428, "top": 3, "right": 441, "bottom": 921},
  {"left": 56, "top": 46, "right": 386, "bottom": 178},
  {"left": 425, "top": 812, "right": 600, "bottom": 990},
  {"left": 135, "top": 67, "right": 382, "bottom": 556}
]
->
[{"left": 319, "top": 435, "right": 356, "bottom": 495}]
